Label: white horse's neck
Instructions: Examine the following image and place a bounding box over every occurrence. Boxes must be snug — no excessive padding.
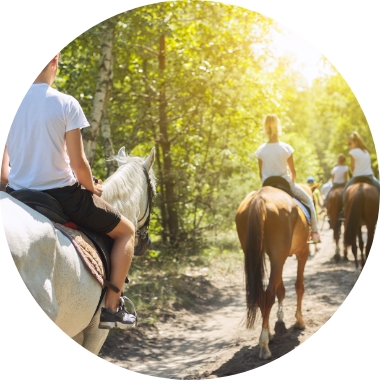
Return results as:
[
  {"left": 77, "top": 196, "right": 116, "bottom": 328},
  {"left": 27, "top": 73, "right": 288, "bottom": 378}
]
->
[{"left": 101, "top": 156, "right": 155, "bottom": 228}]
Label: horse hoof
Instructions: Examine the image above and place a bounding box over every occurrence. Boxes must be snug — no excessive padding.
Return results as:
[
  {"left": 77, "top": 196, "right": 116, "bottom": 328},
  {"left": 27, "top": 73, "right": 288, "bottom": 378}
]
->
[
  {"left": 294, "top": 321, "right": 305, "bottom": 330},
  {"left": 259, "top": 349, "right": 272, "bottom": 360},
  {"left": 334, "top": 254, "right": 340, "bottom": 263},
  {"left": 274, "top": 321, "right": 287, "bottom": 335}
]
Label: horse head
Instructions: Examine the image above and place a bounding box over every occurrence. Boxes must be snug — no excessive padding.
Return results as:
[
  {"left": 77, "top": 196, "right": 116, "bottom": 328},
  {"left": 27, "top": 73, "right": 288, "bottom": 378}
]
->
[{"left": 309, "top": 182, "right": 321, "bottom": 193}]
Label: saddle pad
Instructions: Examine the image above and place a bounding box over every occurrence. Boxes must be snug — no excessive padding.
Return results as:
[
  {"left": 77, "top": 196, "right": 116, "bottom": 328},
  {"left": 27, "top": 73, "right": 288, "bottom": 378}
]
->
[
  {"left": 54, "top": 223, "right": 105, "bottom": 289},
  {"left": 293, "top": 198, "right": 311, "bottom": 225}
]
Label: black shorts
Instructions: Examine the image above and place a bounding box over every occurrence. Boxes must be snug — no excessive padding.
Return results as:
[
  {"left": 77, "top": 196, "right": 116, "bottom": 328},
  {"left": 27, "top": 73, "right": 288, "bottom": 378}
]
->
[
  {"left": 8, "top": 182, "right": 121, "bottom": 234},
  {"left": 44, "top": 183, "right": 121, "bottom": 234}
]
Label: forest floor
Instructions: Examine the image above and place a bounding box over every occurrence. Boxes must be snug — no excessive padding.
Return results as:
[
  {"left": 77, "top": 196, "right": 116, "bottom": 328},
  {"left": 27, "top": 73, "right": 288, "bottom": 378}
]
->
[{"left": 99, "top": 218, "right": 359, "bottom": 379}]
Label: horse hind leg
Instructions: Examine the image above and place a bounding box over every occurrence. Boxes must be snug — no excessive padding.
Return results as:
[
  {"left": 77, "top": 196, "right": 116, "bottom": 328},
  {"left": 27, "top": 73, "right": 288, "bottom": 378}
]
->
[
  {"left": 259, "top": 266, "right": 283, "bottom": 360},
  {"left": 358, "top": 226, "right": 365, "bottom": 268},
  {"left": 351, "top": 237, "right": 360, "bottom": 276},
  {"left": 294, "top": 252, "right": 308, "bottom": 330},
  {"left": 341, "top": 219, "right": 348, "bottom": 260},
  {"left": 333, "top": 220, "right": 342, "bottom": 262},
  {"left": 258, "top": 290, "right": 276, "bottom": 360},
  {"left": 334, "top": 244, "right": 340, "bottom": 262},
  {"left": 81, "top": 306, "right": 110, "bottom": 355},
  {"left": 343, "top": 245, "right": 348, "bottom": 261},
  {"left": 274, "top": 279, "right": 287, "bottom": 335}
]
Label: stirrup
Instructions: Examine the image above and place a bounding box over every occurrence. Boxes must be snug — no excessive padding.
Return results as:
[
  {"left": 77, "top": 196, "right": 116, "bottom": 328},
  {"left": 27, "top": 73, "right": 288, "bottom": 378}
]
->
[{"left": 120, "top": 295, "right": 138, "bottom": 326}]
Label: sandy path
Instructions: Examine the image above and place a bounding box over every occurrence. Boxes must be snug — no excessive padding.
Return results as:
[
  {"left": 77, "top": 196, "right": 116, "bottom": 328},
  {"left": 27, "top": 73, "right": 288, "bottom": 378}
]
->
[{"left": 100, "top": 220, "right": 359, "bottom": 378}]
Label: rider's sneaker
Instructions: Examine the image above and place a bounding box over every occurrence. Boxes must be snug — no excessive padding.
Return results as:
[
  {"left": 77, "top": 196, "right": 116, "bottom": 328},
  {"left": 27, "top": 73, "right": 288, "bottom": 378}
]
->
[
  {"left": 134, "top": 234, "right": 151, "bottom": 257},
  {"left": 99, "top": 296, "right": 137, "bottom": 330}
]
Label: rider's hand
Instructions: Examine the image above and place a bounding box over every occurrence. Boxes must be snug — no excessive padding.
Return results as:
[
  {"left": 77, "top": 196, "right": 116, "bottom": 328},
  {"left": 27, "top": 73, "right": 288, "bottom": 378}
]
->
[{"left": 93, "top": 183, "right": 103, "bottom": 197}]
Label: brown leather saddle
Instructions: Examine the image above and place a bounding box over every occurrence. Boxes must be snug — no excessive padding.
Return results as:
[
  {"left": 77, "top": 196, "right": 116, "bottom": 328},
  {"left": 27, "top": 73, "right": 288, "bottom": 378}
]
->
[
  {"left": 262, "top": 176, "right": 311, "bottom": 223},
  {"left": 349, "top": 175, "right": 374, "bottom": 187}
]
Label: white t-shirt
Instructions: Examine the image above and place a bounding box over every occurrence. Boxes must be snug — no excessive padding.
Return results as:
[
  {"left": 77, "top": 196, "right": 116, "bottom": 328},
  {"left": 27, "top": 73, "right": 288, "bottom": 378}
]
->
[
  {"left": 349, "top": 148, "right": 373, "bottom": 177},
  {"left": 255, "top": 141, "right": 294, "bottom": 183},
  {"left": 331, "top": 165, "right": 349, "bottom": 184},
  {"left": 6, "top": 83, "right": 90, "bottom": 190}
]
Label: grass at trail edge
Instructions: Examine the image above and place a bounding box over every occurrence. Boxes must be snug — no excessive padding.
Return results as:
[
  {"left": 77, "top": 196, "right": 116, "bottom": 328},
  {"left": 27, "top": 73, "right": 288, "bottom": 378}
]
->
[{"left": 124, "top": 231, "right": 244, "bottom": 326}]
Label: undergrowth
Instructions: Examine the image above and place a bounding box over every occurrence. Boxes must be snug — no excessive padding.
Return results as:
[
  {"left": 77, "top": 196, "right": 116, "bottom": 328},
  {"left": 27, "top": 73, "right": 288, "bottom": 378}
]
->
[{"left": 125, "top": 230, "right": 243, "bottom": 325}]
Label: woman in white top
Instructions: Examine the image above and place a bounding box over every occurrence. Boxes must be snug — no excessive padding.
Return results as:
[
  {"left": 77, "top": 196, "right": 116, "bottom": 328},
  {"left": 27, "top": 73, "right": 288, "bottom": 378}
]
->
[
  {"left": 344, "top": 131, "right": 380, "bottom": 192},
  {"left": 255, "top": 114, "right": 320, "bottom": 243}
]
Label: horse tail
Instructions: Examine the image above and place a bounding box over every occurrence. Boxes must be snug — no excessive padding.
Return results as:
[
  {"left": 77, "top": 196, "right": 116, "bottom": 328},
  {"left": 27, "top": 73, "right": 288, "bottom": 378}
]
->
[
  {"left": 344, "top": 188, "right": 363, "bottom": 247},
  {"left": 244, "top": 196, "right": 266, "bottom": 330}
]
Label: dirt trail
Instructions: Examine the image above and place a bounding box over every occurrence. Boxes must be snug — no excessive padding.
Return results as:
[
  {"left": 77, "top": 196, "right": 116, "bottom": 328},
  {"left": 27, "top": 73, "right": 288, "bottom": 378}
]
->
[{"left": 99, "top": 220, "right": 359, "bottom": 378}]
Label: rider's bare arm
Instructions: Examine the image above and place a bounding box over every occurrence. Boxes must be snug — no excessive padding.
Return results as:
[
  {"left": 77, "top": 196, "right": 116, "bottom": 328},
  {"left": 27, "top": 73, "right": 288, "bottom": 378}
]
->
[
  {"left": 350, "top": 154, "right": 355, "bottom": 174},
  {"left": 258, "top": 159, "right": 263, "bottom": 181},
  {"left": 287, "top": 154, "right": 296, "bottom": 182},
  {"left": 1, "top": 145, "right": 10, "bottom": 184},
  {"left": 66, "top": 129, "right": 102, "bottom": 197}
]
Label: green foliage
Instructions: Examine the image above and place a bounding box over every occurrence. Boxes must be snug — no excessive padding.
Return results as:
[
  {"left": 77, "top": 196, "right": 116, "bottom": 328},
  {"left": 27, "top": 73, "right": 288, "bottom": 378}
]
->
[
  {"left": 310, "top": 70, "right": 377, "bottom": 180},
  {"left": 56, "top": 1, "right": 375, "bottom": 249}
]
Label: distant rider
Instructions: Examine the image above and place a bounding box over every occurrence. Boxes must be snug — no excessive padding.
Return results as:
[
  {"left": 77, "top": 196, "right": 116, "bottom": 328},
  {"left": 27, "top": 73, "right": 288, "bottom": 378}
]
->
[{"left": 255, "top": 114, "right": 321, "bottom": 243}]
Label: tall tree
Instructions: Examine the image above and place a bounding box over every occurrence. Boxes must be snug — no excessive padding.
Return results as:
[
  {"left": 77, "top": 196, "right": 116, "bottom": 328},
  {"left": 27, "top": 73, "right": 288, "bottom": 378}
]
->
[
  {"left": 56, "top": 1, "right": 374, "bottom": 249},
  {"left": 82, "top": 19, "right": 115, "bottom": 167}
]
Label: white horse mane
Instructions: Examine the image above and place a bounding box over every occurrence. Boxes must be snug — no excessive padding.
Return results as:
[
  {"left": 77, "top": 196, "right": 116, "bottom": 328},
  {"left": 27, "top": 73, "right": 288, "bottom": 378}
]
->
[{"left": 102, "top": 153, "right": 156, "bottom": 227}]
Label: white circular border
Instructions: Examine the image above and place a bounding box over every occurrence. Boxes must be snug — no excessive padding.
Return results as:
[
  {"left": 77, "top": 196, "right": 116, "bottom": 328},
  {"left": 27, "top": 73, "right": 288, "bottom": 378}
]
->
[{"left": 1, "top": 1, "right": 378, "bottom": 379}]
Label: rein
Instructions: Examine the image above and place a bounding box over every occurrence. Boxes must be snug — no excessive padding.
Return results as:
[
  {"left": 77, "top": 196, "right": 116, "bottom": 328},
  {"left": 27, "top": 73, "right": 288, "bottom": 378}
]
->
[{"left": 136, "top": 166, "right": 154, "bottom": 242}]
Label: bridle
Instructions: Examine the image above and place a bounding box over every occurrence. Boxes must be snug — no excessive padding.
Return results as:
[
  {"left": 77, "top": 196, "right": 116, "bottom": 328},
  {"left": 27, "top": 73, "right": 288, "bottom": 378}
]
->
[{"left": 135, "top": 166, "right": 154, "bottom": 243}]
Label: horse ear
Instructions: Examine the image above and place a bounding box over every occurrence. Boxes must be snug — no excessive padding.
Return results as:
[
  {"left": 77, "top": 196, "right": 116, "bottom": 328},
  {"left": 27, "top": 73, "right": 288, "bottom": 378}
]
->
[
  {"left": 310, "top": 181, "right": 322, "bottom": 193},
  {"left": 310, "top": 183, "right": 319, "bottom": 193},
  {"left": 117, "top": 147, "right": 126, "bottom": 166},
  {"left": 144, "top": 147, "right": 155, "bottom": 171}
]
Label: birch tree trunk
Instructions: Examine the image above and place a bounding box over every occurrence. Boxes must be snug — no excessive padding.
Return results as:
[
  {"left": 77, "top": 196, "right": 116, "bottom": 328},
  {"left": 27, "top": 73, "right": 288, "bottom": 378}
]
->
[
  {"left": 82, "top": 20, "right": 114, "bottom": 167},
  {"left": 101, "top": 108, "right": 118, "bottom": 177}
]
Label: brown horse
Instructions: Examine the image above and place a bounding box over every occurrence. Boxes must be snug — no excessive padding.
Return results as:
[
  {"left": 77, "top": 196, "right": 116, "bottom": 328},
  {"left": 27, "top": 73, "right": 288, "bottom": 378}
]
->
[
  {"left": 325, "top": 185, "right": 347, "bottom": 261},
  {"left": 235, "top": 185, "right": 310, "bottom": 359},
  {"left": 344, "top": 182, "right": 379, "bottom": 271}
]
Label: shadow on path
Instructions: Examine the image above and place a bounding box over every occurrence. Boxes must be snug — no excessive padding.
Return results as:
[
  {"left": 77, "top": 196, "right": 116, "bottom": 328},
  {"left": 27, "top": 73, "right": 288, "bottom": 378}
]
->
[{"left": 194, "top": 325, "right": 304, "bottom": 378}]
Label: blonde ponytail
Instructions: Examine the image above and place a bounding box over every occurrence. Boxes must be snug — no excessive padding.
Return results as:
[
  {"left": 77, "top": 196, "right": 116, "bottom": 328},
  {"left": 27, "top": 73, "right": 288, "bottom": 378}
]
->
[
  {"left": 263, "top": 114, "right": 282, "bottom": 139},
  {"left": 348, "top": 131, "right": 368, "bottom": 152}
]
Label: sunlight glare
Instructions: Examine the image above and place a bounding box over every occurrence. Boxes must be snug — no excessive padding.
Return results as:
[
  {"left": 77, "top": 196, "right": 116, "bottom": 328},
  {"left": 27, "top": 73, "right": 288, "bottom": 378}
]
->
[{"left": 272, "top": 27, "right": 333, "bottom": 85}]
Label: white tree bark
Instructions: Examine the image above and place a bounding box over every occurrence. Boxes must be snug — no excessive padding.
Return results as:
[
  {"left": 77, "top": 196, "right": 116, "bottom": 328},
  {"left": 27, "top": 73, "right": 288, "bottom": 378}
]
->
[
  {"left": 101, "top": 109, "right": 118, "bottom": 177},
  {"left": 82, "top": 21, "right": 114, "bottom": 167}
]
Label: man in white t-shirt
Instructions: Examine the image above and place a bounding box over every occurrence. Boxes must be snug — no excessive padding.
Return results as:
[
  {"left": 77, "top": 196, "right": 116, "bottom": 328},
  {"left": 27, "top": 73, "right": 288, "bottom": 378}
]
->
[
  {"left": 1, "top": 54, "right": 137, "bottom": 330},
  {"left": 5, "top": 81, "right": 90, "bottom": 190}
]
